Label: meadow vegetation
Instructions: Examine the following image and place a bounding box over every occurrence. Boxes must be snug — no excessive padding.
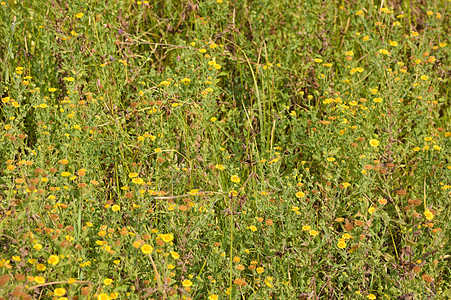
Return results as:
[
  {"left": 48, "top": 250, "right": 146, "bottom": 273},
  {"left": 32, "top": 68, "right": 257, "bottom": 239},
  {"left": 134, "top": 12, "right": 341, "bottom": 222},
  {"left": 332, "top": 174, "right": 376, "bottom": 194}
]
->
[{"left": 0, "top": 0, "right": 450, "bottom": 299}]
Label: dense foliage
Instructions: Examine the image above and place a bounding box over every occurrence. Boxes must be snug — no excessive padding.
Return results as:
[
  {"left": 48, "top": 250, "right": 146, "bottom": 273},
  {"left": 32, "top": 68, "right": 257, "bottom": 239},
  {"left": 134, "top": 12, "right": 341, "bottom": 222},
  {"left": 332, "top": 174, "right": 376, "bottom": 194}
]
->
[{"left": 0, "top": 0, "right": 450, "bottom": 299}]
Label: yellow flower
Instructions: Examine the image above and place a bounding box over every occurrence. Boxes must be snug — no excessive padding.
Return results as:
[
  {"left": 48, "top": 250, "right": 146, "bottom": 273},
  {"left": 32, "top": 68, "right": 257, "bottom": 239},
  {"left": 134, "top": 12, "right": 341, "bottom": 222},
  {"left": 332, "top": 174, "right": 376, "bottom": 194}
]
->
[
  {"left": 128, "top": 172, "right": 138, "bottom": 178},
  {"left": 369, "top": 139, "right": 380, "bottom": 147},
  {"left": 97, "top": 293, "right": 110, "bottom": 300},
  {"left": 327, "top": 157, "right": 335, "bottom": 162},
  {"left": 264, "top": 276, "right": 273, "bottom": 288},
  {"left": 209, "top": 295, "right": 219, "bottom": 300},
  {"left": 182, "top": 279, "right": 193, "bottom": 287},
  {"left": 373, "top": 97, "right": 383, "bottom": 103},
  {"left": 313, "top": 58, "right": 323, "bottom": 63},
  {"left": 170, "top": 251, "right": 180, "bottom": 259},
  {"left": 158, "top": 233, "right": 174, "bottom": 243},
  {"left": 256, "top": 267, "right": 265, "bottom": 273},
  {"left": 54, "top": 288, "right": 67, "bottom": 296},
  {"left": 75, "top": 12, "right": 84, "bottom": 18},
  {"left": 215, "top": 164, "right": 225, "bottom": 170},
  {"left": 140, "top": 244, "right": 153, "bottom": 254},
  {"left": 48, "top": 255, "right": 60, "bottom": 265},
  {"left": 249, "top": 225, "right": 257, "bottom": 232},
  {"left": 424, "top": 210, "right": 434, "bottom": 221},
  {"left": 421, "top": 75, "right": 429, "bottom": 81},
  {"left": 367, "top": 294, "right": 376, "bottom": 300},
  {"left": 111, "top": 205, "right": 120, "bottom": 212},
  {"left": 309, "top": 230, "right": 319, "bottom": 236},
  {"left": 103, "top": 278, "right": 113, "bottom": 285},
  {"left": 389, "top": 40, "right": 398, "bottom": 46},
  {"left": 35, "top": 276, "right": 45, "bottom": 284},
  {"left": 302, "top": 225, "right": 311, "bottom": 231},
  {"left": 36, "top": 263, "right": 46, "bottom": 271},
  {"left": 342, "top": 233, "right": 352, "bottom": 239},
  {"left": 368, "top": 207, "right": 376, "bottom": 214},
  {"left": 337, "top": 240, "right": 346, "bottom": 249},
  {"left": 181, "top": 77, "right": 191, "bottom": 84},
  {"left": 230, "top": 175, "right": 240, "bottom": 183},
  {"left": 295, "top": 191, "right": 305, "bottom": 198}
]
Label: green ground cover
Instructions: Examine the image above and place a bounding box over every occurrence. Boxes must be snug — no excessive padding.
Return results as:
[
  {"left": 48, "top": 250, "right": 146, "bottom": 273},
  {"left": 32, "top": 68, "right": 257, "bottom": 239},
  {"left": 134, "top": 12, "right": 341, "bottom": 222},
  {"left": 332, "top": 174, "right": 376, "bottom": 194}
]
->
[{"left": 0, "top": 0, "right": 450, "bottom": 299}]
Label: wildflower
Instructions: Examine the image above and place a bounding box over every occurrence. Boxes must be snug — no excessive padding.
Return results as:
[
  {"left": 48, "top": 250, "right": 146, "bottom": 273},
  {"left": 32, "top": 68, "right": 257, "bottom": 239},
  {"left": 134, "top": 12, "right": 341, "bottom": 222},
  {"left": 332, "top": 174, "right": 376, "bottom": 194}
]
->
[
  {"left": 368, "top": 207, "right": 376, "bottom": 214},
  {"left": 140, "top": 244, "right": 153, "bottom": 254},
  {"left": 295, "top": 191, "right": 305, "bottom": 198},
  {"left": 249, "top": 225, "right": 257, "bottom": 232},
  {"left": 379, "top": 49, "right": 390, "bottom": 55},
  {"left": 48, "top": 255, "right": 60, "bottom": 265},
  {"left": 264, "top": 276, "right": 274, "bottom": 288},
  {"left": 373, "top": 97, "right": 383, "bottom": 103},
  {"left": 35, "top": 276, "right": 45, "bottom": 284},
  {"left": 97, "top": 293, "right": 110, "bottom": 300},
  {"left": 103, "top": 278, "right": 113, "bottom": 285},
  {"left": 215, "top": 165, "right": 225, "bottom": 171},
  {"left": 111, "top": 205, "right": 120, "bottom": 212},
  {"left": 313, "top": 58, "right": 323, "bottom": 63},
  {"left": 188, "top": 189, "right": 199, "bottom": 195},
  {"left": 327, "top": 157, "right": 335, "bottom": 162},
  {"left": 230, "top": 175, "right": 240, "bottom": 183},
  {"left": 54, "top": 288, "right": 67, "bottom": 296},
  {"left": 424, "top": 210, "right": 434, "bottom": 221},
  {"left": 369, "top": 139, "right": 380, "bottom": 147},
  {"left": 75, "top": 12, "right": 84, "bottom": 18},
  {"left": 337, "top": 240, "right": 346, "bottom": 249},
  {"left": 210, "top": 117, "right": 217, "bottom": 122},
  {"left": 170, "top": 251, "right": 180, "bottom": 259},
  {"left": 158, "top": 233, "right": 174, "bottom": 243},
  {"left": 309, "top": 230, "right": 319, "bottom": 236},
  {"left": 209, "top": 295, "right": 219, "bottom": 300},
  {"left": 367, "top": 294, "right": 376, "bottom": 300},
  {"left": 389, "top": 41, "right": 398, "bottom": 46},
  {"left": 302, "top": 225, "right": 311, "bottom": 231},
  {"left": 378, "top": 198, "right": 387, "bottom": 205},
  {"left": 33, "top": 243, "right": 43, "bottom": 250},
  {"left": 181, "top": 78, "right": 191, "bottom": 84},
  {"left": 182, "top": 279, "right": 193, "bottom": 287},
  {"left": 342, "top": 233, "right": 352, "bottom": 239}
]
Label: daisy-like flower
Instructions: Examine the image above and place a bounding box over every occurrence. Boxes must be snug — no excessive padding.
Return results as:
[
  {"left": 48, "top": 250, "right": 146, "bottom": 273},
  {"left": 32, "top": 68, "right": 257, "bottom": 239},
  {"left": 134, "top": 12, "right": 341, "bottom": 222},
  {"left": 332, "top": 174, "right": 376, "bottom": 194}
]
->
[
  {"left": 140, "top": 244, "right": 153, "bottom": 254},
  {"left": 369, "top": 139, "right": 380, "bottom": 147},
  {"left": 48, "top": 255, "right": 60, "bottom": 265},
  {"left": 230, "top": 175, "right": 240, "bottom": 183},
  {"left": 182, "top": 279, "right": 193, "bottom": 287}
]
